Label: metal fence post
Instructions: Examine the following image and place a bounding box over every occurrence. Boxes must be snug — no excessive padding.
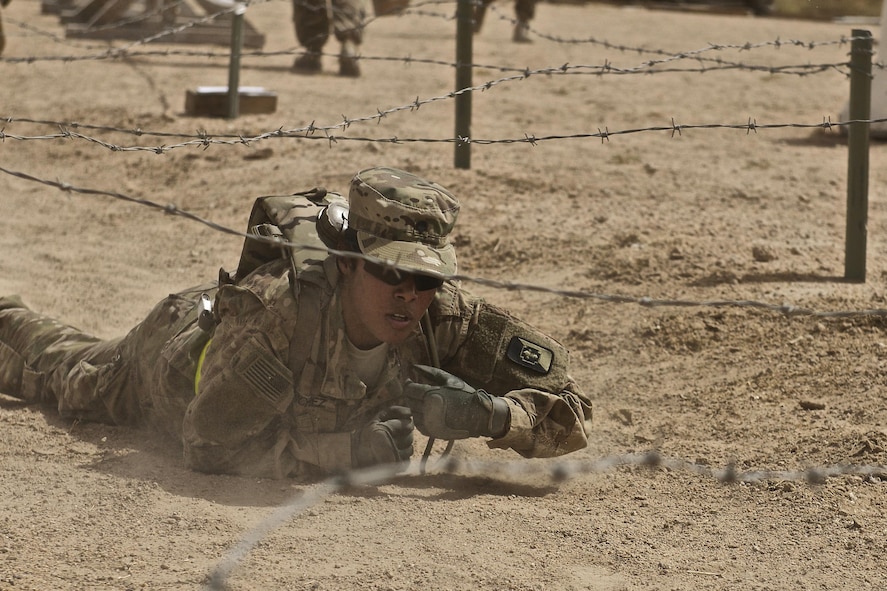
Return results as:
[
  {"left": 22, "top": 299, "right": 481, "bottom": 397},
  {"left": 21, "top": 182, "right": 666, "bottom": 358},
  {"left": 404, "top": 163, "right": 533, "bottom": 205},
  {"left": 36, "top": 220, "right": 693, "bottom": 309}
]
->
[
  {"left": 454, "top": 0, "right": 473, "bottom": 169},
  {"left": 226, "top": 4, "right": 246, "bottom": 120},
  {"left": 844, "top": 29, "right": 873, "bottom": 282}
]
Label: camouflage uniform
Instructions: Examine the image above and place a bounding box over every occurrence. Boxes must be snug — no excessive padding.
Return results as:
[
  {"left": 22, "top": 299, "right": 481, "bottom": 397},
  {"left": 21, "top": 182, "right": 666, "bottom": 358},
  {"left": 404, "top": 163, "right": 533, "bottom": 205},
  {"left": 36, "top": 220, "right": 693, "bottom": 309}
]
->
[
  {"left": 0, "top": 283, "right": 217, "bottom": 431},
  {"left": 473, "top": 0, "right": 535, "bottom": 43},
  {"left": 0, "top": 167, "right": 593, "bottom": 480},
  {"left": 0, "top": 261, "right": 590, "bottom": 479},
  {"left": 292, "top": 0, "right": 365, "bottom": 54}
]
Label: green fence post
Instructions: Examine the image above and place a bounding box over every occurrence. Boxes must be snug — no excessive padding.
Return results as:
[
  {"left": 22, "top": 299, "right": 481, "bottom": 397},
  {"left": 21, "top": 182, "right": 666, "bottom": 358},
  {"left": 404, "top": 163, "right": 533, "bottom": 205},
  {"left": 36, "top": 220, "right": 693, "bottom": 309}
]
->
[
  {"left": 226, "top": 4, "right": 246, "bottom": 120},
  {"left": 454, "top": 0, "right": 472, "bottom": 169},
  {"left": 844, "top": 29, "right": 873, "bottom": 282}
]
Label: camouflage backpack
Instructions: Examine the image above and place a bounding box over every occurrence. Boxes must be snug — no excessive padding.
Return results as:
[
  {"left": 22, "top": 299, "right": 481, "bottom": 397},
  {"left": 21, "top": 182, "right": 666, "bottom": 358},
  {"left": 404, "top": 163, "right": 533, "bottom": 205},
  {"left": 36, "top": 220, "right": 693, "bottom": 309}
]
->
[{"left": 231, "top": 187, "right": 348, "bottom": 286}]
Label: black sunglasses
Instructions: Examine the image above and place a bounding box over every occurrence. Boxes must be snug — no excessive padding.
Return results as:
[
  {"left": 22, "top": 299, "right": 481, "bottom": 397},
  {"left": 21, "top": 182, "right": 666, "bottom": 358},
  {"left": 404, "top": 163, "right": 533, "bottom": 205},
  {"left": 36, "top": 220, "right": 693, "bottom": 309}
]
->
[{"left": 362, "top": 260, "right": 445, "bottom": 291}]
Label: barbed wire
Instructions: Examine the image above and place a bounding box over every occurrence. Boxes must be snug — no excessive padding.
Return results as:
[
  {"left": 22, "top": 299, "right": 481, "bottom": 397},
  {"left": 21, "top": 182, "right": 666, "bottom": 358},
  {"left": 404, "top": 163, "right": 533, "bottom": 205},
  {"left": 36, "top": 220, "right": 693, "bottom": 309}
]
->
[
  {"left": 2, "top": 0, "right": 875, "bottom": 85},
  {"left": 74, "top": 0, "right": 192, "bottom": 33},
  {"left": 4, "top": 163, "right": 887, "bottom": 322},
  {"left": 204, "top": 451, "right": 887, "bottom": 590},
  {"left": 2, "top": 0, "right": 871, "bottom": 62},
  {"left": 2, "top": 16, "right": 114, "bottom": 50},
  {"left": 0, "top": 115, "right": 873, "bottom": 152},
  {"left": 2, "top": 41, "right": 861, "bottom": 82},
  {"left": 478, "top": 1, "right": 870, "bottom": 58}
]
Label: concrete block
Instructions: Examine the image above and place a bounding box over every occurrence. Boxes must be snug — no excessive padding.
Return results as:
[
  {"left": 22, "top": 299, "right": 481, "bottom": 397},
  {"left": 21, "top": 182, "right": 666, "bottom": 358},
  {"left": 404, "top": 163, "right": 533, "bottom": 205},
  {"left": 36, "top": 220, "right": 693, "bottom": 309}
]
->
[{"left": 185, "top": 86, "right": 277, "bottom": 117}]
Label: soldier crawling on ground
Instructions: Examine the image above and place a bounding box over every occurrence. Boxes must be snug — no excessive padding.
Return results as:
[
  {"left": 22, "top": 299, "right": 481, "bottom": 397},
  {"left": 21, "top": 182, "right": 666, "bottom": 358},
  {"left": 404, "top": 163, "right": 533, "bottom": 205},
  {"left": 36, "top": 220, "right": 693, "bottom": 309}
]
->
[{"left": 0, "top": 167, "right": 593, "bottom": 479}]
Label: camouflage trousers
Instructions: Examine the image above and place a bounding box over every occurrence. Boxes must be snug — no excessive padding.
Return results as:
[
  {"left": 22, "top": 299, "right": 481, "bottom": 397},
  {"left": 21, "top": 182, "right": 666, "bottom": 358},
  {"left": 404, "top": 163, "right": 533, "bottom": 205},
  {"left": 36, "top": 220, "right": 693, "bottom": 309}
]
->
[
  {"left": 292, "top": 0, "right": 365, "bottom": 51},
  {"left": 0, "top": 283, "right": 216, "bottom": 439},
  {"left": 477, "top": 0, "right": 535, "bottom": 22}
]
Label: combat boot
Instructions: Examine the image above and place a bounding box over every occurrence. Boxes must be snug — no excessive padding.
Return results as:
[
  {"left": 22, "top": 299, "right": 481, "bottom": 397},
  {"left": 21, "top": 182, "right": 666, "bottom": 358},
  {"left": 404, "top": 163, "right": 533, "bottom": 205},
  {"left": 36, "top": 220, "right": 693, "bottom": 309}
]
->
[
  {"left": 291, "top": 50, "right": 322, "bottom": 75},
  {"left": 338, "top": 41, "right": 361, "bottom": 78},
  {"left": 512, "top": 19, "right": 532, "bottom": 43}
]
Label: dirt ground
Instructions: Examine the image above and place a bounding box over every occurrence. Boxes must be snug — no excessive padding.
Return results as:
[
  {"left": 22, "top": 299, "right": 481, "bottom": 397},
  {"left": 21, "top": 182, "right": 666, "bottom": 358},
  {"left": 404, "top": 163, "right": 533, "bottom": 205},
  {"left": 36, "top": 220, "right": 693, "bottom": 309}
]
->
[{"left": 2, "top": 0, "right": 887, "bottom": 589}]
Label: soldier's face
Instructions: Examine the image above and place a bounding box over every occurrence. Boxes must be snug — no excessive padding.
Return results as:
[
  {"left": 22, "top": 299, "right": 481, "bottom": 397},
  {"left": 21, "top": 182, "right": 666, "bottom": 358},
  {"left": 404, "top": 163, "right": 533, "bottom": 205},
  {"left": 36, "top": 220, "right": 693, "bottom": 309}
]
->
[{"left": 340, "top": 260, "right": 438, "bottom": 349}]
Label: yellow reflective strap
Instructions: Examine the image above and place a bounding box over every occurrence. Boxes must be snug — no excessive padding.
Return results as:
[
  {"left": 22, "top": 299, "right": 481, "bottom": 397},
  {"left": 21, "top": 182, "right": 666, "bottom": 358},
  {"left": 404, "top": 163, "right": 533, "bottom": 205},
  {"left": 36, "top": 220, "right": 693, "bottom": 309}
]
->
[{"left": 194, "top": 338, "right": 213, "bottom": 395}]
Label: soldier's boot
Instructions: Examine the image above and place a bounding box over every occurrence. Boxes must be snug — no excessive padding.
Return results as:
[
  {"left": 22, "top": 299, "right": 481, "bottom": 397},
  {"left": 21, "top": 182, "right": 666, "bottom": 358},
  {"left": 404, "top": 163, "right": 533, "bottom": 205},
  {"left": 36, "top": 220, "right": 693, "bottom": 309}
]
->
[
  {"left": 338, "top": 41, "right": 361, "bottom": 78},
  {"left": 512, "top": 19, "right": 532, "bottom": 43},
  {"left": 291, "top": 49, "right": 322, "bottom": 74}
]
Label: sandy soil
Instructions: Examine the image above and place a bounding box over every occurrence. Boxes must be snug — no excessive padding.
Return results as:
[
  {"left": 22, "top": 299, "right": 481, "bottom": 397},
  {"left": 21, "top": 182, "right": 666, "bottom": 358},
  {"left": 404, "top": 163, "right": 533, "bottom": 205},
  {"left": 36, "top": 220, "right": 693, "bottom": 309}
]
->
[{"left": 2, "top": 0, "right": 887, "bottom": 589}]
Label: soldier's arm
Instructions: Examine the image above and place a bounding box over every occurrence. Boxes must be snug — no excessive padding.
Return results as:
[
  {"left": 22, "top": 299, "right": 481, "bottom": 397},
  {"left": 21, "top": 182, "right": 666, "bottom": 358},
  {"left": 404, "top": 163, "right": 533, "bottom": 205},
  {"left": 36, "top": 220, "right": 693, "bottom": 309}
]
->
[
  {"left": 432, "top": 288, "right": 593, "bottom": 458},
  {"left": 179, "top": 277, "right": 306, "bottom": 477}
]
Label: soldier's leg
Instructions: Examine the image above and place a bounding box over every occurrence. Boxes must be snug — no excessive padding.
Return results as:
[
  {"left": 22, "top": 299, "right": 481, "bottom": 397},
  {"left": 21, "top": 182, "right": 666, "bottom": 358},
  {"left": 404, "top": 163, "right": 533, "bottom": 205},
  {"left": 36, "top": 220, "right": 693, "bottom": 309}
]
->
[
  {"left": 331, "top": 0, "right": 365, "bottom": 77},
  {"left": 118, "top": 285, "right": 215, "bottom": 439},
  {"left": 514, "top": 0, "right": 534, "bottom": 22},
  {"left": 512, "top": 0, "right": 533, "bottom": 43},
  {"left": 0, "top": 296, "right": 132, "bottom": 424},
  {"left": 0, "top": 286, "right": 213, "bottom": 436},
  {"left": 291, "top": 0, "right": 330, "bottom": 73},
  {"left": 473, "top": 0, "right": 493, "bottom": 34}
]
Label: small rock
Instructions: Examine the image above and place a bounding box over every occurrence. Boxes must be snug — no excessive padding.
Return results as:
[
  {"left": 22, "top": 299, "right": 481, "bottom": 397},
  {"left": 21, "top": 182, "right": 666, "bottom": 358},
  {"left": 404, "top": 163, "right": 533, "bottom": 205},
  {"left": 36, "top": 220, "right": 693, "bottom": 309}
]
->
[
  {"left": 799, "top": 400, "right": 826, "bottom": 411},
  {"left": 752, "top": 245, "right": 777, "bottom": 262}
]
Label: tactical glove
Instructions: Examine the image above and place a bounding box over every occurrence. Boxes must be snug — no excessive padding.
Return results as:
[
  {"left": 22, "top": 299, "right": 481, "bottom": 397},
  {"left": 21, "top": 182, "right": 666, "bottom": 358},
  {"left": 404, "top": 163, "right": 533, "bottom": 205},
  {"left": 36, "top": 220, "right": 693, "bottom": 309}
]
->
[
  {"left": 404, "top": 365, "right": 511, "bottom": 440},
  {"left": 352, "top": 406, "right": 415, "bottom": 468},
  {"left": 0, "top": 0, "right": 10, "bottom": 7}
]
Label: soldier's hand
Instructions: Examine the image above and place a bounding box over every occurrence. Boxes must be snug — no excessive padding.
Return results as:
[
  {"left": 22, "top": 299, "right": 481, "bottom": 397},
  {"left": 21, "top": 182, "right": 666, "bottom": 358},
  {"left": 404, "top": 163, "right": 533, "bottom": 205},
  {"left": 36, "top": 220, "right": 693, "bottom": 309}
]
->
[
  {"left": 403, "top": 365, "right": 511, "bottom": 440},
  {"left": 1, "top": 0, "right": 10, "bottom": 8},
  {"left": 352, "top": 406, "right": 415, "bottom": 468}
]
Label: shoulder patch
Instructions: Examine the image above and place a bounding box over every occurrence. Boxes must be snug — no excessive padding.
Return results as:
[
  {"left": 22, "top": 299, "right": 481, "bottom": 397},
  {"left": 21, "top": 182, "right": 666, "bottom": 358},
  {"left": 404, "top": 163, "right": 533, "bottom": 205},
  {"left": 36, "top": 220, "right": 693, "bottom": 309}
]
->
[
  {"left": 235, "top": 338, "right": 293, "bottom": 411},
  {"left": 506, "top": 336, "right": 553, "bottom": 374}
]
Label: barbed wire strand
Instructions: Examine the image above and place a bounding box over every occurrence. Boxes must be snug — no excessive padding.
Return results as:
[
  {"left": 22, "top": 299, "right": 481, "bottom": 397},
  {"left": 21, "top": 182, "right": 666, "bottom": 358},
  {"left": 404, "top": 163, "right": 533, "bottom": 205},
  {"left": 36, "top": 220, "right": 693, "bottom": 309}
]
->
[
  {"left": 2, "top": 3, "right": 873, "bottom": 66},
  {"left": 2, "top": 27, "right": 871, "bottom": 82},
  {"left": 2, "top": 115, "right": 876, "bottom": 153},
  {"left": 204, "top": 451, "right": 887, "bottom": 590},
  {"left": 4, "top": 164, "right": 887, "bottom": 321}
]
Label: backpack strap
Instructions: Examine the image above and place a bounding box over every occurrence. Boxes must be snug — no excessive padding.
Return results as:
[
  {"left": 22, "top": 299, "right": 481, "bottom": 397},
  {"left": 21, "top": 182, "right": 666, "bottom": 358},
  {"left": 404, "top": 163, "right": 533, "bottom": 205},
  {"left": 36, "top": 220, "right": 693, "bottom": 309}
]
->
[{"left": 287, "top": 277, "right": 325, "bottom": 394}]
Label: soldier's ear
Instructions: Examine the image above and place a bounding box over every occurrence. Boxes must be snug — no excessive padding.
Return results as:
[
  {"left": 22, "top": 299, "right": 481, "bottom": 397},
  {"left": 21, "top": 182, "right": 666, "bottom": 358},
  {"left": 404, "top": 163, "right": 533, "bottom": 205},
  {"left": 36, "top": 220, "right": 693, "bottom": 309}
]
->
[{"left": 337, "top": 256, "right": 359, "bottom": 276}]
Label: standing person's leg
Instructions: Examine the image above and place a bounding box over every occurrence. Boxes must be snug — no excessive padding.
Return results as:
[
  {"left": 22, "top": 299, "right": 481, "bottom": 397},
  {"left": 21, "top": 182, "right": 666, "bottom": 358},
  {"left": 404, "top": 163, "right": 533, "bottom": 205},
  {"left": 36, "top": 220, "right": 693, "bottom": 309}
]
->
[
  {"left": 291, "top": 0, "right": 330, "bottom": 73},
  {"left": 512, "top": 0, "right": 534, "bottom": 43},
  {"left": 331, "top": 0, "right": 366, "bottom": 77},
  {"left": 473, "top": 0, "right": 494, "bottom": 34}
]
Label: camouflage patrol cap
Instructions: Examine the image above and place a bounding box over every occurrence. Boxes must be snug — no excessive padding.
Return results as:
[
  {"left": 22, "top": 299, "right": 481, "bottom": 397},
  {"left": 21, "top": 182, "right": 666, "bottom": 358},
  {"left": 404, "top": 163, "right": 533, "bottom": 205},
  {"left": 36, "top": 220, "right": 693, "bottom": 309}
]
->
[{"left": 348, "top": 167, "right": 459, "bottom": 277}]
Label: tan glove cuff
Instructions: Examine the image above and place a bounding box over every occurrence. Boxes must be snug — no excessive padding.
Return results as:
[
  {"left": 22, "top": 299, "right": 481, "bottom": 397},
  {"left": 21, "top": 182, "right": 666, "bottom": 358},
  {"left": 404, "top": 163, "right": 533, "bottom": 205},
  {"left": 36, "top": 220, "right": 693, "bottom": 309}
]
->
[{"left": 488, "top": 398, "right": 530, "bottom": 447}]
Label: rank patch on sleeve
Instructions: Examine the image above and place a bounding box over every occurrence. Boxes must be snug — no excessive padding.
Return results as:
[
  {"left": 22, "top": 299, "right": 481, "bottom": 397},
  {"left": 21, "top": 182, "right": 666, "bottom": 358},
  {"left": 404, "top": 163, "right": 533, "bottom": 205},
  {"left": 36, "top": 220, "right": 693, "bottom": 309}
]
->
[{"left": 506, "top": 336, "right": 553, "bottom": 374}]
